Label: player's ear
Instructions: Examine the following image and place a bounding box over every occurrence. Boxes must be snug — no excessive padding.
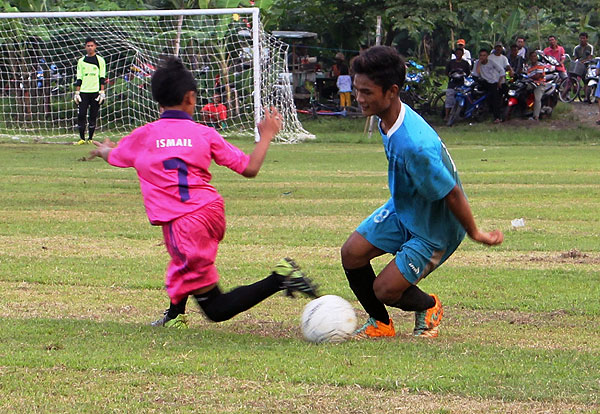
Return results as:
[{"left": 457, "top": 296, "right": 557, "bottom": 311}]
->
[
  {"left": 184, "top": 90, "right": 197, "bottom": 106},
  {"left": 387, "top": 84, "right": 399, "bottom": 98}
]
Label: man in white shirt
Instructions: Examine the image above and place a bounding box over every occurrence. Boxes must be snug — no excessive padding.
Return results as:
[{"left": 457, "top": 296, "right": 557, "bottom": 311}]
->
[
  {"left": 472, "top": 49, "right": 505, "bottom": 123},
  {"left": 488, "top": 42, "right": 513, "bottom": 81}
]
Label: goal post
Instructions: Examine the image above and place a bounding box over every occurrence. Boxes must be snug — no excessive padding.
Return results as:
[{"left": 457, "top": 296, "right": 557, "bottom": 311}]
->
[{"left": 0, "top": 8, "right": 313, "bottom": 143}]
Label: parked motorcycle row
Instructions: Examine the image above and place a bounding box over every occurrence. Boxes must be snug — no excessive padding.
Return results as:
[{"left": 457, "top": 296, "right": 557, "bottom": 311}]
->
[{"left": 444, "top": 51, "right": 599, "bottom": 127}]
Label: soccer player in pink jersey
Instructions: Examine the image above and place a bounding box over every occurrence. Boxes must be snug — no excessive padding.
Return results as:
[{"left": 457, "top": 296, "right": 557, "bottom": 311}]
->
[{"left": 90, "top": 57, "right": 318, "bottom": 329}]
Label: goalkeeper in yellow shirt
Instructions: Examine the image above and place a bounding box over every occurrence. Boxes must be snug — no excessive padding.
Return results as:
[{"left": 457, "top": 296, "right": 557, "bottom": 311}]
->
[{"left": 74, "top": 37, "right": 106, "bottom": 145}]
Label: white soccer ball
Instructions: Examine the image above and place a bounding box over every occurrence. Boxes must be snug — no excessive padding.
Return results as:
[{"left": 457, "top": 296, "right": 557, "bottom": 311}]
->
[{"left": 301, "top": 295, "right": 357, "bottom": 343}]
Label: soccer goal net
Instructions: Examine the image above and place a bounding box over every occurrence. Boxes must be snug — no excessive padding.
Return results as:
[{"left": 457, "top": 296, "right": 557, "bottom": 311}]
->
[{"left": 0, "top": 9, "right": 313, "bottom": 143}]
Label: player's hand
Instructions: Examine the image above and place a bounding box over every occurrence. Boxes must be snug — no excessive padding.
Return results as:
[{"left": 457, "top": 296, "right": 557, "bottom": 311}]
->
[
  {"left": 95, "top": 91, "right": 105, "bottom": 104},
  {"left": 470, "top": 229, "right": 504, "bottom": 246},
  {"left": 88, "top": 138, "right": 116, "bottom": 161},
  {"left": 257, "top": 106, "right": 282, "bottom": 142},
  {"left": 73, "top": 91, "right": 81, "bottom": 104}
]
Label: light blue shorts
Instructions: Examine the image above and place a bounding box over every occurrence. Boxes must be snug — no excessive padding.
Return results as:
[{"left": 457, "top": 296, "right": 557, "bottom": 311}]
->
[{"left": 356, "top": 199, "right": 465, "bottom": 284}]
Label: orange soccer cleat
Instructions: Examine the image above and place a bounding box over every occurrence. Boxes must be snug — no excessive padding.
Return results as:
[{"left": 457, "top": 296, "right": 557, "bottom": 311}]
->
[
  {"left": 353, "top": 317, "right": 396, "bottom": 339},
  {"left": 413, "top": 294, "right": 443, "bottom": 338}
]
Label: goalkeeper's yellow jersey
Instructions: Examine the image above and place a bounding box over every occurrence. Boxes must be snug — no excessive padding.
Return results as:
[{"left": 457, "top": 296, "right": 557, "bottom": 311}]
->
[{"left": 76, "top": 55, "right": 106, "bottom": 93}]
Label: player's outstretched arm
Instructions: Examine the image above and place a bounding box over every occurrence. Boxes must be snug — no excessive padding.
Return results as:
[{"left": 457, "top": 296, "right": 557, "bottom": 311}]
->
[
  {"left": 444, "top": 185, "right": 504, "bottom": 246},
  {"left": 242, "top": 106, "right": 282, "bottom": 178},
  {"left": 88, "top": 138, "right": 116, "bottom": 162}
]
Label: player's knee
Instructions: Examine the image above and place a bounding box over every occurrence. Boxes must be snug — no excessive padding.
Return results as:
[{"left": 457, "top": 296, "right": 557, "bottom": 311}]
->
[
  {"left": 373, "top": 278, "right": 402, "bottom": 305},
  {"left": 341, "top": 240, "right": 365, "bottom": 269}
]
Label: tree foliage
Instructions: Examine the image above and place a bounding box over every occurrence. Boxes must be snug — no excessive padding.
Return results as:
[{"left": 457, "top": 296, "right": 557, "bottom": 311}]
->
[{"left": 2, "top": 0, "right": 599, "bottom": 66}]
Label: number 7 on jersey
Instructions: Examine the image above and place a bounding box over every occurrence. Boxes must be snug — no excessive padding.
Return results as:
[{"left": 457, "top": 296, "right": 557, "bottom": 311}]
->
[{"left": 163, "top": 158, "right": 190, "bottom": 202}]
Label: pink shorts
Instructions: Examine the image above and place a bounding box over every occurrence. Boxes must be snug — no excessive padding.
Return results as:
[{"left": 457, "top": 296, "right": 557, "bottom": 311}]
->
[{"left": 162, "top": 198, "right": 225, "bottom": 303}]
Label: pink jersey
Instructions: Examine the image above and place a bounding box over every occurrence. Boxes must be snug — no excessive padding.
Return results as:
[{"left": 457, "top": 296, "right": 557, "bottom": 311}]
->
[{"left": 108, "top": 110, "right": 250, "bottom": 225}]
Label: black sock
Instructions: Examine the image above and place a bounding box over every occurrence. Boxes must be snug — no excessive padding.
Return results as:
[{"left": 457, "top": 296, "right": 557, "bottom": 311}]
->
[
  {"left": 194, "top": 273, "right": 281, "bottom": 322},
  {"left": 344, "top": 264, "right": 390, "bottom": 323},
  {"left": 390, "top": 285, "right": 435, "bottom": 312},
  {"left": 166, "top": 296, "right": 188, "bottom": 319},
  {"left": 78, "top": 127, "right": 85, "bottom": 140},
  {"left": 88, "top": 126, "right": 96, "bottom": 140}
]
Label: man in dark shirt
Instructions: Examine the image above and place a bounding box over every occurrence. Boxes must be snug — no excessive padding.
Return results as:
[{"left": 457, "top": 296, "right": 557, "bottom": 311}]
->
[
  {"left": 573, "top": 32, "right": 594, "bottom": 63},
  {"left": 444, "top": 48, "right": 471, "bottom": 120},
  {"left": 508, "top": 44, "right": 525, "bottom": 78}
]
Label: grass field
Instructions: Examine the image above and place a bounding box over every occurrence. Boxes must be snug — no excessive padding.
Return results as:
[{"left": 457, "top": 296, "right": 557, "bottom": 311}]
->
[{"left": 1, "top": 117, "right": 600, "bottom": 413}]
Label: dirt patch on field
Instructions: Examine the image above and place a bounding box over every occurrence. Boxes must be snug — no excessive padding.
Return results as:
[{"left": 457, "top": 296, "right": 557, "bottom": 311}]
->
[
  {"left": 453, "top": 307, "right": 571, "bottom": 327},
  {"left": 525, "top": 248, "right": 600, "bottom": 264}
]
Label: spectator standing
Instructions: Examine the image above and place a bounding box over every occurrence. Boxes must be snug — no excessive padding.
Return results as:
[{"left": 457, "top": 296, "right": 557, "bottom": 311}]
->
[
  {"left": 444, "top": 48, "right": 471, "bottom": 120},
  {"left": 573, "top": 32, "right": 594, "bottom": 63},
  {"left": 336, "top": 65, "right": 352, "bottom": 109},
  {"left": 543, "top": 35, "right": 567, "bottom": 80},
  {"left": 516, "top": 37, "right": 528, "bottom": 59},
  {"left": 508, "top": 44, "right": 525, "bottom": 77},
  {"left": 489, "top": 42, "right": 513, "bottom": 83},
  {"left": 472, "top": 49, "right": 505, "bottom": 123},
  {"left": 526, "top": 51, "right": 547, "bottom": 121},
  {"left": 451, "top": 39, "right": 472, "bottom": 67}
]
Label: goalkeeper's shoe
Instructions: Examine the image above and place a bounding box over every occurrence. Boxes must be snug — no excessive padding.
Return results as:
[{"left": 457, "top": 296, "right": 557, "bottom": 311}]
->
[
  {"left": 273, "top": 257, "right": 319, "bottom": 298},
  {"left": 353, "top": 317, "right": 395, "bottom": 339},
  {"left": 74, "top": 139, "right": 86, "bottom": 146},
  {"left": 151, "top": 311, "right": 188, "bottom": 329},
  {"left": 413, "top": 294, "right": 443, "bottom": 338}
]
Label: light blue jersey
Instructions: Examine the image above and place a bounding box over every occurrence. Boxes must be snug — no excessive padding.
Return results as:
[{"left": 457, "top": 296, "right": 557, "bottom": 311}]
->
[
  {"left": 356, "top": 102, "right": 466, "bottom": 284},
  {"left": 382, "top": 102, "right": 464, "bottom": 247}
]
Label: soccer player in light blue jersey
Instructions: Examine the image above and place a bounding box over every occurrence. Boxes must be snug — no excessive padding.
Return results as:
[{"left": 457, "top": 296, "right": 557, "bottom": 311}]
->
[{"left": 342, "top": 46, "right": 504, "bottom": 339}]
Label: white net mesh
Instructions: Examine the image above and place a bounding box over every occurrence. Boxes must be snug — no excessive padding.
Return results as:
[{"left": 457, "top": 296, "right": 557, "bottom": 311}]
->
[{"left": 0, "top": 10, "right": 312, "bottom": 143}]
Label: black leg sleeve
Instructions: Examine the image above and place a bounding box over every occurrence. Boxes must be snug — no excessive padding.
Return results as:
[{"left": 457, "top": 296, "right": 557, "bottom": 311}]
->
[
  {"left": 77, "top": 96, "right": 90, "bottom": 140},
  {"left": 344, "top": 264, "right": 390, "bottom": 323},
  {"left": 87, "top": 94, "right": 100, "bottom": 139},
  {"left": 194, "top": 274, "right": 281, "bottom": 322},
  {"left": 389, "top": 285, "right": 435, "bottom": 312}
]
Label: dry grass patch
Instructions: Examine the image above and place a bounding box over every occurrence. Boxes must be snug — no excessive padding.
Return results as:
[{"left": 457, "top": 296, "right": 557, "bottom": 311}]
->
[
  {"left": 0, "top": 367, "right": 596, "bottom": 414},
  {"left": 446, "top": 249, "right": 600, "bottom": 270},
  {"left": 0, "top": 235, "right": 164, "bottom": 258}
]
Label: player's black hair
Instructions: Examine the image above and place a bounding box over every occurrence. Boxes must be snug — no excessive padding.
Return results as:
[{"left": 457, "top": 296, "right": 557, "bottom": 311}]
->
[
  {"left": 339, "top": 64, "right": 349, "bottom": 76},
  {"left": 151, "top": 56, "right": 197, "bottom": 107},
  {"left": 510, "top": 44, "right": 518, "bottom": 49},
  {"left": 351, "top": 45, "right": 405, "bottom": 92},
  {"left": 454, "top": 48, "right": 464, "bottom": 55},
  {"left": 85, "top": 37, "right": 97, "bottom": 45},
  {"left": 479, "top": 48, "right": 489, "bottom": 55},
  {"left": 548, "top": 35, "right": 557, "bottom": 40}
]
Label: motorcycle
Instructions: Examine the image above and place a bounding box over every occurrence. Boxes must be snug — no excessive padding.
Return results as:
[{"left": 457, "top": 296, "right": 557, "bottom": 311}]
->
[
  {"left": 446, "top": 74, "right": 489, "bottom": 126},
  {"left": 504, "top": 72, "right": 559, "bottom": 120}
]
